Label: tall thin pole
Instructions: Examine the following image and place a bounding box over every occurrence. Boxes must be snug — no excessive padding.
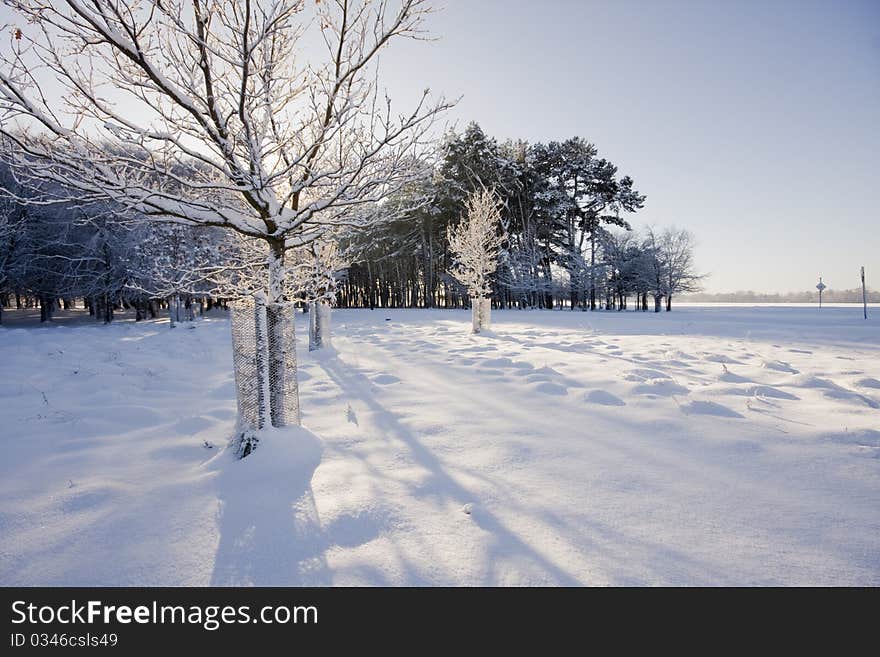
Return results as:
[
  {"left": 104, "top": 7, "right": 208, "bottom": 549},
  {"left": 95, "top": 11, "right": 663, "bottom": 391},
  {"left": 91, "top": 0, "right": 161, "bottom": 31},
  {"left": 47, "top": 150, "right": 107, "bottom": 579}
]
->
[{"left": 862, "top": 266, "right": 868, "bottom": 320}]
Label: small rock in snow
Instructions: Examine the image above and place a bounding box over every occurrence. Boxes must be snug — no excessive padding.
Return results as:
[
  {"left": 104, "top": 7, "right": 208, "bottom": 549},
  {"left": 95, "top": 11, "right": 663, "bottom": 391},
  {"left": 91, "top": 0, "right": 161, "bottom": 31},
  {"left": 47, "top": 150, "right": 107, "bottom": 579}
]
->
[{"left": 462, "top": 503, "right": 474, "bottom": 515}]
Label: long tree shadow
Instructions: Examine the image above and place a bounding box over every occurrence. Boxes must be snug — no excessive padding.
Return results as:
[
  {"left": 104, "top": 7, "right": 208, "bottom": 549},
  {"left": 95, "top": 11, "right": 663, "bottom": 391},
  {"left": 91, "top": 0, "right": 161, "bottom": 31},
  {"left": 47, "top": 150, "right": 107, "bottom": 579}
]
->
[
  {"left": 209, "top": 427, "right": 331, "bottom": 586},
  {"left": 315, "top": 354, "right": 583, "bottom": 585}
]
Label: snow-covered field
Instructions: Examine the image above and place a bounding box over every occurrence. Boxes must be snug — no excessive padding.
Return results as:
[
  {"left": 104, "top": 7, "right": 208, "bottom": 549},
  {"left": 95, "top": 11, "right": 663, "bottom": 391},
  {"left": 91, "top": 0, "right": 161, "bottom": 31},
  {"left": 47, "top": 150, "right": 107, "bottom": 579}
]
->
[{"left": 1, "top": 306, "right": 878, "bottom": 586}]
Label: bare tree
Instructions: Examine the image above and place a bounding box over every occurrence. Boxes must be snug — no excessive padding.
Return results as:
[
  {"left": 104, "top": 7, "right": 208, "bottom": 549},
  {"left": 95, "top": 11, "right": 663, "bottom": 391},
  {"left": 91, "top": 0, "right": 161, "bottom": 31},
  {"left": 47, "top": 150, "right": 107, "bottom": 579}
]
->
[
  {"left": 639, "top": 226, "right": 666, "bottom": 313},
  {"left": 291, "top": 238, "right": 346, "bottom": 351},
  {"left": 447, "top": 187, "right": 504, "bottom": 333},
  {"left": 659, "top": 227, "right": 703, "bottom": 311},
  {"left": 0, "top": 0, "right": 449, "bottom": 432}
]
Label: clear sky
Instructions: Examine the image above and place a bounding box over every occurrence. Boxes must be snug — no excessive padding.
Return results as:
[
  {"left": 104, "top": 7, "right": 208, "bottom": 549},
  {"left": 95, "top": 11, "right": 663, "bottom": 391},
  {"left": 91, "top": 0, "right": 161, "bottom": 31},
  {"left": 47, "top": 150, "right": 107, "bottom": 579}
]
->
[
  {"left": 1, "top": 1, "right": 877, "bottom": 293},
  {"left": 378, "top": 0, "right": 880, "bottom": 293}
]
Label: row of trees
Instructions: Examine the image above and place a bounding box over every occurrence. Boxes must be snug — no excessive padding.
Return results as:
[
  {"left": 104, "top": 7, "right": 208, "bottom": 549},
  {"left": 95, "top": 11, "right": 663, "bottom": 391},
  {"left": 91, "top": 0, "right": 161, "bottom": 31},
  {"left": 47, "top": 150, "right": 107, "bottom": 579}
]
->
[
  {"left": 0, "top": 124, "right": 703, "bottom": 329},
  {"left": 0, "top": 177, "right": 351, "bottom": 327},
  {"left": 338, "top": 123, "right": 701, "bottom": 312},
  {"left": 0, "top": 161, "right": 240, "bottom": 324}
]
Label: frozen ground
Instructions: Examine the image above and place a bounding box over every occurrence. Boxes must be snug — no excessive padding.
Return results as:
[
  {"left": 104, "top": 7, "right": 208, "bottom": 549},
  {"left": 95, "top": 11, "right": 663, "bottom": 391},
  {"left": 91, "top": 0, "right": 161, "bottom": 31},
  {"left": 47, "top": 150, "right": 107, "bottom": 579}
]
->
[{"left": 0, "top": 306, "right": 878, "bottom": 586}]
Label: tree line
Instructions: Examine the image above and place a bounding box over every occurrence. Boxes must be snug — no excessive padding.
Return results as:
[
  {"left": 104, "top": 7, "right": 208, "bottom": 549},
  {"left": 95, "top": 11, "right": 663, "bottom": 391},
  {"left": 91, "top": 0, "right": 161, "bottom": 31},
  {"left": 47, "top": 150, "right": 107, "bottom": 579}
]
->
[
  {"left": 0, "top": 123, "right": 704, "bottom": 323},
  {"left": 340, "top": 123, "right": 702, "bottom": 312}
]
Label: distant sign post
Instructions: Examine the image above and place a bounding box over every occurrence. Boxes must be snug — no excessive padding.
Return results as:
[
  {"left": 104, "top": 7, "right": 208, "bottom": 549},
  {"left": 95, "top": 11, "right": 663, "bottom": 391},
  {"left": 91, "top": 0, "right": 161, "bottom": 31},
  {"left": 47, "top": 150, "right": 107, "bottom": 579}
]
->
[
  {"left": 816, "top": 277, "right": 826, "bottom": 309},
  {"left": 862, "top": 267, "right": 867, "bottom": 320}
]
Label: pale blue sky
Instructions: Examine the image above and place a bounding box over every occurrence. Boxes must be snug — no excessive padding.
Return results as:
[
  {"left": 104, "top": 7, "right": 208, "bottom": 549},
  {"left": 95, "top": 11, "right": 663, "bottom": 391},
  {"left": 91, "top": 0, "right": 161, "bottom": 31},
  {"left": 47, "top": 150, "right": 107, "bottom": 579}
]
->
[
  {"left": 2, "top": 1, "right": 877, "bottom": 293},
  {"left": 379, "top": 0, "right": 880, "bottom": 293}
]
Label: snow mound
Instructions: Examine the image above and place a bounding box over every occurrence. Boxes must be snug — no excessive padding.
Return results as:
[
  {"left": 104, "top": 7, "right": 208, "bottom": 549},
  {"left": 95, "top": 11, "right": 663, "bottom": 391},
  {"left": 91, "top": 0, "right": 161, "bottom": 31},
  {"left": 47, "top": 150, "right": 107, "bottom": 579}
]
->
[
  {"left": 787, "top": 374, "right": 843, "bottom": 389},
  {"left": 584, "top": 390, "right": 626, "bottom": 406},
  {"left": 208, "top": 426, "right": 323, "bottom": 481},
  {"left": 681, "top": 400, "right": 744, "bottom": 418},
  {"left": 718, "top": 370, "right": 752, "bottom": 383},
  {"left": 632, "top": 380, "right": 690, "bottom": 396},
  {"left": 534, "top": 382, "right": 567, "bottom": 396},
  {"left": 624, "top": 368, "right": 671, "bottom": 382},
  {"left": 822, "top": 389, "right": 880, "bottom": 409},
  {"left": 747, "top": 385, "right": 800, "bottom": 400},
  {"left": 762, "top": 360, "right": 799, "bottom": 374}
]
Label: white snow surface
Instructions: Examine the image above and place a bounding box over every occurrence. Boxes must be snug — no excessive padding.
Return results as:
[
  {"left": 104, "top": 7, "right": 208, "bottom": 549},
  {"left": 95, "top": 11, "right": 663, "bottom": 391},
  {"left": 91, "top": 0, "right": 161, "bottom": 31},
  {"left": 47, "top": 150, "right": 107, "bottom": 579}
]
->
[{"left": 1, "top": 306, "right": 878, "bottom": 586}]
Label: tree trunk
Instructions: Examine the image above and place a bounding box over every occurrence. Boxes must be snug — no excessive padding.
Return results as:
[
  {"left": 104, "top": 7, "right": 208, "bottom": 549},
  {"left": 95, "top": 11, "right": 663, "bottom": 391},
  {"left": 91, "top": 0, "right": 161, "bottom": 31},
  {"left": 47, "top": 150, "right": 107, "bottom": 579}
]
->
[
  {"left": 589, "top": 231, "right": 597, "bottom": 310},
  {"left": 654, "top": 295, "right": 662, "bottom": 313},
  {"left": 168, "top": 294, "right": 179, "bottom": 327},
  {"left": 265, "top": 239, "right": 300, "bottom": 428},
  {"left": 666, "top": 296, "right": 672, "bottom": 312},
  {"left": 366, "top": 260, "right": 375, "bottom": 310},
  {"left": 471, "top": 296, "right": 491, "bottom": 333},
  {"left": 308, "top": 299, "right": 332, "bottom": 351},
  {"left": 103, "top": 294, "right": 113, "bottom": 323}
]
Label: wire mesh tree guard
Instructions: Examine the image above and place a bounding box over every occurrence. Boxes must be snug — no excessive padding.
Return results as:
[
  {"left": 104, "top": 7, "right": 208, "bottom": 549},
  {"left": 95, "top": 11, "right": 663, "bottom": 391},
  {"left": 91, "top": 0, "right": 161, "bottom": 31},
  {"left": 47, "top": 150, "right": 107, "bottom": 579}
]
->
[{"left": 230, "top": 297, "right": 301, "bottom": 455}]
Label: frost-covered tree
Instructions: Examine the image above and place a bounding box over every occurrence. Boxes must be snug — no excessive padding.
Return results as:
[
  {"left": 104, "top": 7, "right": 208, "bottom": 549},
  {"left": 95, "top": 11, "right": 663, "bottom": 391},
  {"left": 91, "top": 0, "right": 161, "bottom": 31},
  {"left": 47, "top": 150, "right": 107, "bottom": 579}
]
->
[
  {"left": 658, "top": 227, "right": 703, "bottom": 311},
  {"left": 0, "top": 163, "right": 27, "bottom": 324},
  {"left": 126, "top": 222, "right": 232, "bottom": 325},
  {"left": 447, "top": 188, "right": 504, "bottom": 333},
  {"left": 0, "top": 0, "right": 448, "bottom": 432},
  {"left": 634, "top": 226, "right": 704, "bottom": 312},
  {"left": 639, "top": 227, "right": 668, "bottom": 313},
  {"left": 292, "top": 239, "right": 346, "bottom": 351}
]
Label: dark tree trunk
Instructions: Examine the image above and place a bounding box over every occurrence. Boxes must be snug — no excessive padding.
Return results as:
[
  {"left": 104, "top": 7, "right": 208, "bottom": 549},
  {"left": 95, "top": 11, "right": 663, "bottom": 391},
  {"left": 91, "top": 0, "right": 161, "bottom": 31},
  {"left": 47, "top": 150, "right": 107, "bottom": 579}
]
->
[
  {"left": 588, "top": 231, "right": 595, "bottom": 310},
  {"left": 103, "top": 294, "right": 113, "bottom": 323},
  {"left": 39, "top": 296, "right": 52, "bottom": 322}
]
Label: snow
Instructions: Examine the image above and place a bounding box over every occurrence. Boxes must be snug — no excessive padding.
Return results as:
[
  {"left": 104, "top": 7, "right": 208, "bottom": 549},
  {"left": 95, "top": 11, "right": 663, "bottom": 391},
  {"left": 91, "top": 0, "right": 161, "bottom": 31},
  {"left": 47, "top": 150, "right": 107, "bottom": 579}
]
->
[{"left": 1, "top": 306, "right": 878, "bottom": 586}]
